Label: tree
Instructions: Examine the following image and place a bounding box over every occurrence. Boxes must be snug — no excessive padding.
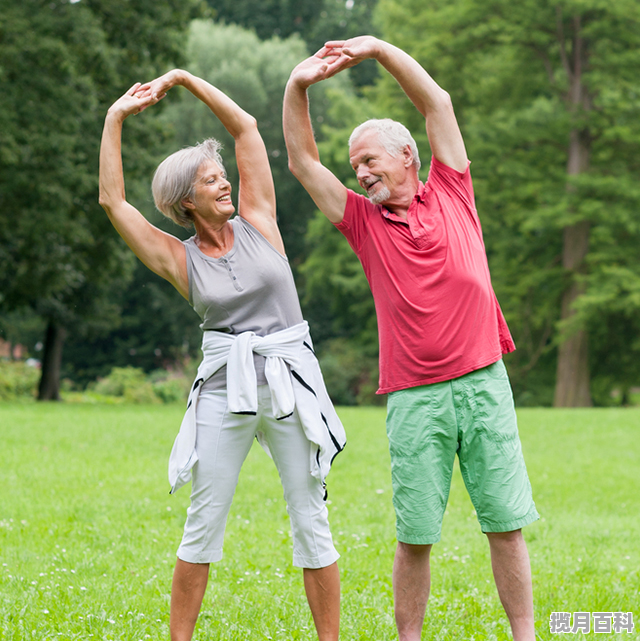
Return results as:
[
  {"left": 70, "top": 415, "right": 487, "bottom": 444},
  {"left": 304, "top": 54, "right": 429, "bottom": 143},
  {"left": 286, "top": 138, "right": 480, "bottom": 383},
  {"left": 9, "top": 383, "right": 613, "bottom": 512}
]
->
[
  {"left": 294, "top": 81, "right": 388, "bottom": 404},
  {"left": 60, "top": 20, "right": 356, "bottom": 388},
  {"left": 0, "top": 0, "right": 202, "bottom": 399},
  {"left": 371, "top": 0, "right": 640, "bottom": 405},
  {"left": 160, "top": 20, "right": 354, "bottom": 267},
  {"left": 61, "top": 263, "right": 203, "bottom": 388},
  {"left": 205, "top": 0, "right": 380, "bottom": 87}
]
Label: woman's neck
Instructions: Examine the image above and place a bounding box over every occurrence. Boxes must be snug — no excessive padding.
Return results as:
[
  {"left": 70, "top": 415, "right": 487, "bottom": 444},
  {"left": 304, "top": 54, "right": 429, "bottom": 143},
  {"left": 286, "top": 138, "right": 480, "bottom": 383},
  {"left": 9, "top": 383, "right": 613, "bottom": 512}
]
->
[{"left": 193, "top": 217, "right": 234, "bottom": 258}]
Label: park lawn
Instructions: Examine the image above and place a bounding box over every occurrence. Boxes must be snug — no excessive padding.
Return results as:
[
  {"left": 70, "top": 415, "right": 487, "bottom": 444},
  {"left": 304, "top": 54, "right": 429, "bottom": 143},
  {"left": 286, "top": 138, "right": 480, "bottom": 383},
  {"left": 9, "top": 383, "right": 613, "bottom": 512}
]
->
[{"left": 0, "top": 403, "right": 638, "bottom": 640}]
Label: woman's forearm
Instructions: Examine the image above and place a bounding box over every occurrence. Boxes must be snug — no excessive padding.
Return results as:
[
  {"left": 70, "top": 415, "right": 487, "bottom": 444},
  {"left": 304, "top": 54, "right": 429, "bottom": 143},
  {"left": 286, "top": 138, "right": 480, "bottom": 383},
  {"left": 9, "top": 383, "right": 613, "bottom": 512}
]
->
[
  {"left": 178, "top": 71, "right": 256, "bottom": 139},
  {"left": 98, "top": 112, "right": 127, "bottom": 212}
]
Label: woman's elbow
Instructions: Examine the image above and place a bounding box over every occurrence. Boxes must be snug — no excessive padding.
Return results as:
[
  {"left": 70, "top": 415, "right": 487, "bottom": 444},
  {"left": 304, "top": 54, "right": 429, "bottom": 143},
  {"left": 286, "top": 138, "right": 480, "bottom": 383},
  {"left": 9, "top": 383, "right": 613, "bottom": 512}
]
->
[
  {"left": 98, "top": 192, "right": 109, "bottom": 210},
  {"left": 98, "top": 188, "right": 119, "bottom": 214}
]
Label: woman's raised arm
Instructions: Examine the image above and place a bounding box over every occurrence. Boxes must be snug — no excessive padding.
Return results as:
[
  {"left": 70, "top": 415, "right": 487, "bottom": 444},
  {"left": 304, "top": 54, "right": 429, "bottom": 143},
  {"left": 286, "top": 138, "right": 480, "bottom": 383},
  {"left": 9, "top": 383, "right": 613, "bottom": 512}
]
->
[
  {"left": 98, "top": 83, "right": 189, "bottom": 298},
  {"left": 139, "top": 70, "right": 284, "bottom": 254}
]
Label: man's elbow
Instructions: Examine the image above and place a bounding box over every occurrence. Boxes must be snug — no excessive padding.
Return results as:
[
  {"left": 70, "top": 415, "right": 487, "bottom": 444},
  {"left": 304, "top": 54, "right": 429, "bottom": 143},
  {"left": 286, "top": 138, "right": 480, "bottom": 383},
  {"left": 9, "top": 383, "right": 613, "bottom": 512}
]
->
[
  {"left": 287, "top": 156, "right": 301, "bottom": 178},
  {"left": 245, "top": 113, "right": 258, "bottom": 131},
  {"left": 432, "top": 88, "right": 454, "bottom": 114}
]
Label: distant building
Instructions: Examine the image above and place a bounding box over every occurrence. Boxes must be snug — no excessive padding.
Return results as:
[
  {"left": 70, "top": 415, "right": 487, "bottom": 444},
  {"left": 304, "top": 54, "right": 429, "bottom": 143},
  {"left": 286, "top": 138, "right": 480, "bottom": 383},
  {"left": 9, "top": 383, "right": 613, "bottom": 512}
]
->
[{"left": 0, "top": 339, "right": 26, "bottom": 360}]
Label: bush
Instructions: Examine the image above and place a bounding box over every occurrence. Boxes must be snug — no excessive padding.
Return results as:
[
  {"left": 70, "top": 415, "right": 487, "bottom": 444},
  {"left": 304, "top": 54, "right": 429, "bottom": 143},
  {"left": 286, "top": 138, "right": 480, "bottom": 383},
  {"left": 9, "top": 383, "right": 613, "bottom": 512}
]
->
[
  {"left": 80, "top": 366, "right": 193, "bottom": 404},
  {"left": 317, "top": 338, "right": 384, "bottom": 406},
  {"left": 91, "top": 367, "right": 160, "bottom": 404},
  {"left": 0, "top": 360, "right": 39, "bottom": 401},
  {"left": 149, "top": 369, "right": 191, "bottom": 404}
]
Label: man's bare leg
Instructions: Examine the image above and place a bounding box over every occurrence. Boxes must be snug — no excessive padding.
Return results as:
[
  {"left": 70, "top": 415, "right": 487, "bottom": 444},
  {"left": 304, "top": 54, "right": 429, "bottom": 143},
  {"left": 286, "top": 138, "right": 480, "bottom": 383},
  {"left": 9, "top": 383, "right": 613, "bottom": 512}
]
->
[
  {"left": 393, "top": 543, "right": 432, "bottom": 641},
  {"left": 303, "top": 562, "right": 340, "bottom": 641},
  {"left": 170, "top": 558, "right": 209, "bottom": 641},
  {"left": 487, "top": 529, "right": 535, "bottom": 641}
]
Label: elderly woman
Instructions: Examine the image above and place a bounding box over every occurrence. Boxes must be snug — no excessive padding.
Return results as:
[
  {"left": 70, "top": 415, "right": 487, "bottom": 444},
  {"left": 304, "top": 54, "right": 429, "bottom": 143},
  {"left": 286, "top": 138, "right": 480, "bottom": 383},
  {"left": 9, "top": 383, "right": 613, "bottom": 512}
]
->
[{"left": 99, "top": 70, "right": 344, "bottom": 641}]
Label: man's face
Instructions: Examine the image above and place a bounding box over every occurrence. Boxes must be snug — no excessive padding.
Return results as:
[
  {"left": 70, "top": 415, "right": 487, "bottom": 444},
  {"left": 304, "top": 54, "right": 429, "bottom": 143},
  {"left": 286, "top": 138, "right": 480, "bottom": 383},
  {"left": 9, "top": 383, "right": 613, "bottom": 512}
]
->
[{"left": 349, "top": 132, "right": 411, "bottom": 206}]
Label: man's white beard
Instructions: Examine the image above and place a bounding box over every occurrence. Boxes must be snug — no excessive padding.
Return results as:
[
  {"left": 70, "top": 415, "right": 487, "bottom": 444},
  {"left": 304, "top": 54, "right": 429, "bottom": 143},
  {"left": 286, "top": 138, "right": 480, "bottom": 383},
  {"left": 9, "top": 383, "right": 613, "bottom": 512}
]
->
[{"left": 369, "top": 185, "right": 391, "bottom": 205}]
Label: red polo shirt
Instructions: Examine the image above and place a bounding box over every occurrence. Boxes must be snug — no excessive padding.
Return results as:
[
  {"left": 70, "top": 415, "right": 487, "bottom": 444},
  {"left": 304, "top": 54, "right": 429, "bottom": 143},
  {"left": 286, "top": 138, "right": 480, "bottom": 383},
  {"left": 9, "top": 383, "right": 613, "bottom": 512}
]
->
[{"left": 335, "top": 156, "right": 515, "bottom": 394}]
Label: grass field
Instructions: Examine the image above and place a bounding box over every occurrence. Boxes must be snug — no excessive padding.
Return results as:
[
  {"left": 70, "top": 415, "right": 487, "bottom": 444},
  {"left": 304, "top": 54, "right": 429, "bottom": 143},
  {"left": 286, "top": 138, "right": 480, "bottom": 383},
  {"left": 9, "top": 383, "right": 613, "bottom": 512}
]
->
[{"left": 0, "top": 403, "right": 639, "bottom": 640}]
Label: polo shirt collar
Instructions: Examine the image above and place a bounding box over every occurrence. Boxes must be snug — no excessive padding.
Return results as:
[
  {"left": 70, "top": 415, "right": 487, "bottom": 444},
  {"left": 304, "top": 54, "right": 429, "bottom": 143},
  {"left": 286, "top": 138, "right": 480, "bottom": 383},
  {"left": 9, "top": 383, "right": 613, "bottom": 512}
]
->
[{"left": 380, "top": 182, "right": 426, "bottom": 222}]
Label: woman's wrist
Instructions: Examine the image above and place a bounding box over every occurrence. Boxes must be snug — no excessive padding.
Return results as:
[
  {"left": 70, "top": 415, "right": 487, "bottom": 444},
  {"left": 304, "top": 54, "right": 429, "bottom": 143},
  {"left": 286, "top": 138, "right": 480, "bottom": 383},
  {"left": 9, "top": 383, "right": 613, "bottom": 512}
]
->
[{"left": 168, "top": 68, "right": 190, "bottom": 88}]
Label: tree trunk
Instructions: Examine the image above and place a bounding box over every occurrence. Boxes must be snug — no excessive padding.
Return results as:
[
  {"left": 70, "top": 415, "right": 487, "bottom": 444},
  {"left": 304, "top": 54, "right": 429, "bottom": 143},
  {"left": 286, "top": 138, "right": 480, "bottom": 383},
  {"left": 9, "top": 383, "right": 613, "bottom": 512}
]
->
[
  {"left": 554, "top": 221, "right": 592, "bottom": 407},
  {"left": 38, "top": 319, "right": 67, "bottom": 401},
  {"left": 553, "top": 15, "right": 592, "bottom": 407}
]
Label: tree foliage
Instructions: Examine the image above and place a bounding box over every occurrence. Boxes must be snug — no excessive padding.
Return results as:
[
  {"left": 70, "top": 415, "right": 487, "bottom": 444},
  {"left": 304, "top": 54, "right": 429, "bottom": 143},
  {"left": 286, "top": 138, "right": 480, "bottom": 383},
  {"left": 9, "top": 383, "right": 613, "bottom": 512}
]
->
[
  {"left": 0, "top": 0, "right": 202, "bottom": 398},
  {"left": 158, "top": 20, "right": 356, "bottom": 266},
  {"left": 205, "top": 0, "right": 380, "bottom": 86},
  {"left": 361, "top": 0, "right": 640, "bottom": 405},
  {"left": 5, "top": 1, "right": 638, "bottom": 407},
  {"left": 62, "top": 20, "right": 357, "bottom": 389}
]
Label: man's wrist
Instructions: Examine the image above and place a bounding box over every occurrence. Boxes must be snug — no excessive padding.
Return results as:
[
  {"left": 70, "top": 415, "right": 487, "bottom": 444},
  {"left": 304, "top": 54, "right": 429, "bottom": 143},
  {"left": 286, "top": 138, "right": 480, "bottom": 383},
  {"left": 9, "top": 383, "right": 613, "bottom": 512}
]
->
[
  {"left": 105, "top": 108, "right": 126, "bottom": 124},
  {"left": 288, "top": 76, "right": 311, "bottom": 93}
]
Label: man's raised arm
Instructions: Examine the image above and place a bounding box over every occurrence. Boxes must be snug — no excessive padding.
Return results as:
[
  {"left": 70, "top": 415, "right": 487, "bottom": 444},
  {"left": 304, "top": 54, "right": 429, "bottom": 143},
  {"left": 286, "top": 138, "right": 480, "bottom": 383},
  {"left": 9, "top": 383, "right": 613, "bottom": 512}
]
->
[
  {"left": 325, "top": 36, "right": 469, "bottom": 173},
  {"left": 283, "top": 50, "right": 348, "bottom": 224}
]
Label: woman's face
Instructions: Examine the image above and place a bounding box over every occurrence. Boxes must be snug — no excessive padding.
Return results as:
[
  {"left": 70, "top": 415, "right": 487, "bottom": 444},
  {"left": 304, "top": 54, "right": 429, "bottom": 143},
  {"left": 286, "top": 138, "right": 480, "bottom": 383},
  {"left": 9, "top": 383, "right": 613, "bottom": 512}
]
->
[{"left": 188, "top": 159, "right": 235, "bottom": 221}]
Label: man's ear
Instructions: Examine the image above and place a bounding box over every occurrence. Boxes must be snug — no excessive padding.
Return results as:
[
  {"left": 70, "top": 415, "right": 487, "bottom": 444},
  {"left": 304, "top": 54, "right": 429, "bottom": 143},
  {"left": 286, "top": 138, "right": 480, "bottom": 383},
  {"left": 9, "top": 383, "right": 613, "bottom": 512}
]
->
[{"left": 403, "top": 145, "right": 414, "bottom": 168}]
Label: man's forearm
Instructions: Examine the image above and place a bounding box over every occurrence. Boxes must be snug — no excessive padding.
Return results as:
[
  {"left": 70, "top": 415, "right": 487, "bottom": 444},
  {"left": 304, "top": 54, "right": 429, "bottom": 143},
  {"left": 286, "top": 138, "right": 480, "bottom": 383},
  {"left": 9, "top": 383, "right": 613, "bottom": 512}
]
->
[
  {"left": 283, "top": 73, "right": 348, "bottom": 224},
  {"left": 283, "top": 81, "right": 320, "bottom": 176},
  {"left": 365, "top": 37, "right": 467, "bottom": 171}
]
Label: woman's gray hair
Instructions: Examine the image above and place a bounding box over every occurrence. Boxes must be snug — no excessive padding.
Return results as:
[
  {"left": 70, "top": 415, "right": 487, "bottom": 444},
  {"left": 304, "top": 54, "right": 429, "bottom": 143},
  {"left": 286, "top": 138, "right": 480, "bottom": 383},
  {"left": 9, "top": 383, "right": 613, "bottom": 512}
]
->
[
  {"left": 152, "top": 138, "right": 225, "bottom": 228},
  {"left": 349, "top": 119, "right": 421, "bottom": 170}
]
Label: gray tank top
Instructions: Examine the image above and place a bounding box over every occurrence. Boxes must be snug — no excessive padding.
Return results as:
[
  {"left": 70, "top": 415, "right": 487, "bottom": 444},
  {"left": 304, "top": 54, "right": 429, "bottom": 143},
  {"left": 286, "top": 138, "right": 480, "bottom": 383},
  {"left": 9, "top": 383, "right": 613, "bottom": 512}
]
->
[{"left": 184, "top": 216, "right": 304, "bottom": 390}]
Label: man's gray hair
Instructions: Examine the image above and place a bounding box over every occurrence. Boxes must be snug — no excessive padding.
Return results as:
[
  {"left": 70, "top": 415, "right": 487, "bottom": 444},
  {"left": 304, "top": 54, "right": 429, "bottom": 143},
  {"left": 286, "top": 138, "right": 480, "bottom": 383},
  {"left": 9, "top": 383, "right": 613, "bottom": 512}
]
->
[
  {"left": 349, "top": 118, "right": 421, "bottom": 170},
  {"left": 152, "top": 138, "right": 225, "bottom": 228}
]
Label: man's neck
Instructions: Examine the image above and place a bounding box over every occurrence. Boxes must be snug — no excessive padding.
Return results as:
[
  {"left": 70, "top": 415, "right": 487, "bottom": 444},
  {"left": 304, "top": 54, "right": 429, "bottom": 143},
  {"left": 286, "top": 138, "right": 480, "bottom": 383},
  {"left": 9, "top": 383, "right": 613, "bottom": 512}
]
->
[{"left": 382, "top": 178, "right": 420, "bottom": 220}]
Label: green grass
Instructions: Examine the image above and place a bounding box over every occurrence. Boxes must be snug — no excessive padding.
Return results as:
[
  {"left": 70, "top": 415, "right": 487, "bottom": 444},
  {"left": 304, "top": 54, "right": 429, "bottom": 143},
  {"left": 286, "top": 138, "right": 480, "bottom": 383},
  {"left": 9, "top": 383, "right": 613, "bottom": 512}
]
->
[{"left": 0, "top": 403, "right": 639, "bottom": 640}]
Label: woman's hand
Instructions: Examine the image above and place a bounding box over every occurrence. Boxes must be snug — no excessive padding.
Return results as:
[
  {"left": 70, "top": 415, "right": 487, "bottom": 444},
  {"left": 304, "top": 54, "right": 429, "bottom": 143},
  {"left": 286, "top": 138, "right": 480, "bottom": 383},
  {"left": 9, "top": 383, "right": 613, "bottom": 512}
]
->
[
  {"left": 106, "top": 82, "right": 157, "bottom": 120},
  {"left": 135, "top": 69, "right": 187, "bottom": 112}
]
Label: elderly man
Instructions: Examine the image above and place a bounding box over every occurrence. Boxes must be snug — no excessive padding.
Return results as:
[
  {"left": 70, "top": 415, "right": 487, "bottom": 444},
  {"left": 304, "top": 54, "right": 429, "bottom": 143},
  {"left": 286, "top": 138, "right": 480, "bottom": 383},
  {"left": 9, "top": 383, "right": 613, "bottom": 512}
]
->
[{"left": 283, "top": 36, "right": 539, "bottom": 641}]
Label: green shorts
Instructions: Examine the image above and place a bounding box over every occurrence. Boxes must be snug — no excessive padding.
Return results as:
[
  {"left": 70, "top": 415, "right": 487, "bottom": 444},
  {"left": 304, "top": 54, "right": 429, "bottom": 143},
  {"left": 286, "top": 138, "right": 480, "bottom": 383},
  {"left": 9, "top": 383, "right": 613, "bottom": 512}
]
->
[{"left": 386, "top": 359, "right": 539, "bottom": 545}]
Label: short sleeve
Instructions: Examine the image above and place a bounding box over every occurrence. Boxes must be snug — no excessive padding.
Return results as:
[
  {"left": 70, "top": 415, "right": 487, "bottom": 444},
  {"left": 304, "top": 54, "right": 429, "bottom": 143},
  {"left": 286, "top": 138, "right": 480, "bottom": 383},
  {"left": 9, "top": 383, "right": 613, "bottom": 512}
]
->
[
  {"left": 426, "top": 156, "right": 478, "bottom": 227},
  {"left": 334, "top": 188, "right": 374, "bottom": 255}
]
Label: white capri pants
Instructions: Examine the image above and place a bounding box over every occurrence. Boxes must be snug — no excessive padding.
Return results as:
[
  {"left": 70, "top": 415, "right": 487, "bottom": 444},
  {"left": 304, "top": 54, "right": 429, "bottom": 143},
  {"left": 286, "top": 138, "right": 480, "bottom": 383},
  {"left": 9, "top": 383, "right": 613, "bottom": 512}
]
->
[{"left": 177, "top": 384, "right": 340, "bottom": 569}]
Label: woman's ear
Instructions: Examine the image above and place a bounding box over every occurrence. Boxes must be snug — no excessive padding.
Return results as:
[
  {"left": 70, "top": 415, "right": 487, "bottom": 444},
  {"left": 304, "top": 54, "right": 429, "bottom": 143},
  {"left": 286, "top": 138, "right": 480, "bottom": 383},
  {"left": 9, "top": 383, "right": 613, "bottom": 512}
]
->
[{"left": 181, "top": 196, "right": 196, "bottom": 211}]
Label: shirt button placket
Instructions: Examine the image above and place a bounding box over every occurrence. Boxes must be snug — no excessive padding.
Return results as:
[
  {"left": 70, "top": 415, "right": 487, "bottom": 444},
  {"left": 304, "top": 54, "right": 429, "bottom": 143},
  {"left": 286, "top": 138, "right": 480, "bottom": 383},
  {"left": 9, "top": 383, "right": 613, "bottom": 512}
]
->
[{"left": 222, "top": 258, "right": 242, "bottom": 291}]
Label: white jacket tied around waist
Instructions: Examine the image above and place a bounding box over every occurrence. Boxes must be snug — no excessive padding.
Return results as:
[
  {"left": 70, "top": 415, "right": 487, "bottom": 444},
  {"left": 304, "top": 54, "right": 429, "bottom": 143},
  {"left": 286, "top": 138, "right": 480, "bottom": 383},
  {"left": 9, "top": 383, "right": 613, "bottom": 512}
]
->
[{"left": 168, "top": 321, "right": 346, "bottom": 494}]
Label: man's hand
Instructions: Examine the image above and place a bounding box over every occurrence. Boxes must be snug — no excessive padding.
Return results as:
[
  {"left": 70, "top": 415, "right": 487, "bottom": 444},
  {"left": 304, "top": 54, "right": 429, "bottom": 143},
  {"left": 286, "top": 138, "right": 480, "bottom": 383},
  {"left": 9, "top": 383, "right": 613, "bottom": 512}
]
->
[
  {"left": 289, "top": 47, "right": 342, "bottom": 90},
  {"left": 288, "top": 37, "right": 383, "bottom": 91},
  {"left": 323, "top": 35, "right": 382, "bottom": 72}
]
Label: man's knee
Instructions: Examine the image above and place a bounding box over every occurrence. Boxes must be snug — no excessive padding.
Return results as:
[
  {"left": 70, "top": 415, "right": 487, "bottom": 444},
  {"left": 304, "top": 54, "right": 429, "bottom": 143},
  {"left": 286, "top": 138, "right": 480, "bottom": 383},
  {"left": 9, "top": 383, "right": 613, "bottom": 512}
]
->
[
  {"left": 486, "top": 528, "right": 525, "bottom": 546},
  {"left": 397, "top": 541, "right": 432, "bottom": 560}
]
